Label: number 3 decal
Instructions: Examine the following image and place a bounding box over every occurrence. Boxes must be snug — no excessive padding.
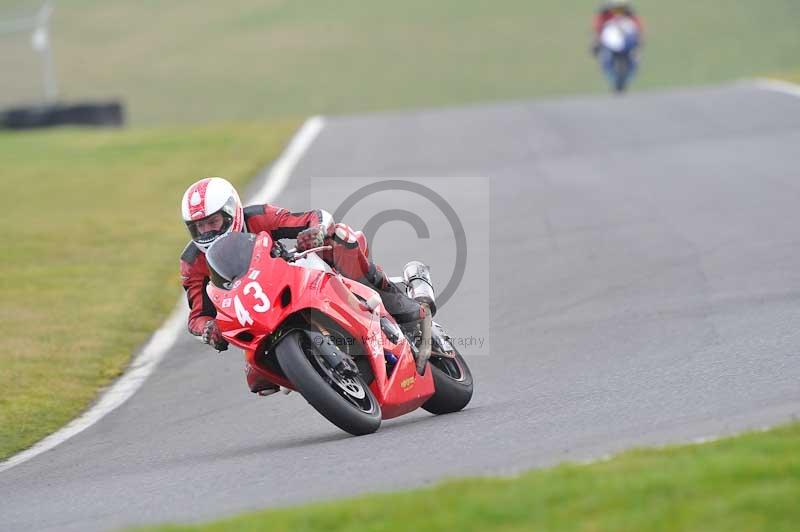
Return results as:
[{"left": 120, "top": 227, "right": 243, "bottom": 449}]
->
[
  {"left": 244, "top": 281, "right": 271, "bottom": 312},
  {"left": 233, "top": 281, "right": 271, "bottom": 327}
]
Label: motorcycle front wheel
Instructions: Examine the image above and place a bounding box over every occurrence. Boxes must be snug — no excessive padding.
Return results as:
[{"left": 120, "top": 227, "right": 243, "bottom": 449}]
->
[
  {"left": 613, "top": 55, "right": 630, "bottom": 92},
  {"left": 275, "top": 330, "right": 381, "bottom": 435}
]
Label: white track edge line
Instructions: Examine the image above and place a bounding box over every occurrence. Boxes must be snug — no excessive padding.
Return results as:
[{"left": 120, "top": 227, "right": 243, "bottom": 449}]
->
[
  {"left": 747, "top": 77, "right": 800, "bottom": 98},
  {"left": 0, "top": 115, "right": 326, "bottom": 474}
]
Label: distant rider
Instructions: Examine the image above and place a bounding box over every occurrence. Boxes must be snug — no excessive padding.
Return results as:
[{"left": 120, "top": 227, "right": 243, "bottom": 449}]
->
[
  {"left": 592, "top": 1, "right": 643, "bottom": 56},
  {"left": 179, "top": 177, "right": 424, "bottom": 395}
]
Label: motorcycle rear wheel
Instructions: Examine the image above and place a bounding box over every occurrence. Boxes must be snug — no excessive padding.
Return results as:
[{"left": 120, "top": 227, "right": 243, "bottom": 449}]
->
[
  {"left": 275, "top": 331, "right": 381, "bottom": 435},
  {"left": 422, "top": 349, "right": 474, "bottom": 415}
]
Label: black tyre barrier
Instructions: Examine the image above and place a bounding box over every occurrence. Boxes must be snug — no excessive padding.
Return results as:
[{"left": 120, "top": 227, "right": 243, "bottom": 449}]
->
[{"left": 1, "top": 101, "right": 125, "bottom": 129}]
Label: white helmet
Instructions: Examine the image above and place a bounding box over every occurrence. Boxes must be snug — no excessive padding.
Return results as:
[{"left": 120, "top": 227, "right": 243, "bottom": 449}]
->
[{"left": 181, "top": 177, "right": 244, "bottom": 252}]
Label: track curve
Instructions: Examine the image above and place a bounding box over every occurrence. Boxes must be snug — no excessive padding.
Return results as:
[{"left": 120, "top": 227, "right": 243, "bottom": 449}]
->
[{"left": 2, "top": 83, "right": 800, "bottom": 531}]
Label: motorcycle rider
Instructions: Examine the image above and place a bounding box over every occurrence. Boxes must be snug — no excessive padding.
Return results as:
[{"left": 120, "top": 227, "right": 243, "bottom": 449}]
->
[
  {"left": 591, "top": 1, "right": 643, "bottom": 56},
  {"left": 180, "top": 177, "right": 425, "bottom": 395}
]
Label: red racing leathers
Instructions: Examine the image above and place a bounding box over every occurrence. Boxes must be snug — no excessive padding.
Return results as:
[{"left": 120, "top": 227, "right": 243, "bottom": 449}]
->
[
  {"left": 593, "top": 9, "right": 643, "bottom": 39},
  {"left": 180, "top": 204, "right": 416, "bottom": 337}
]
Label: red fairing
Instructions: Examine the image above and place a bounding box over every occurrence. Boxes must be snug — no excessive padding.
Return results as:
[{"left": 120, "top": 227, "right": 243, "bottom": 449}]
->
[
  {"left": 593, "top": 13, "right": 643, "bottom": 35},
  {"left": 206, "top": 232, "right": 436, "bottom": 420},
  {"left": 179, "top": 203, "right": 325, "bottom": 336}
]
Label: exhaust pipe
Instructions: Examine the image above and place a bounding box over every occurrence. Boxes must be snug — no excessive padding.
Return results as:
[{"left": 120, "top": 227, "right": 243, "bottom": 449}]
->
[
  {"left": 403, "top": 261, "right": 435, "bottom": 374},
  {"left": 402, "top": 261, "right": 436, "bottom": 316}
]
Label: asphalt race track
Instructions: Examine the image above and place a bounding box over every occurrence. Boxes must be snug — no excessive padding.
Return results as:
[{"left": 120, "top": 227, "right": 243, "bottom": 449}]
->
[{"left": 2, "top": 84, "right": 800, "bottom": 531}]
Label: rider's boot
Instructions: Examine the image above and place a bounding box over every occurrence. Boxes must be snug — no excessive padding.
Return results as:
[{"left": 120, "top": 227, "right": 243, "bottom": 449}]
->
[
  {"left": 364, "top": 264, "right": 424, "bottom": 324},
  {"left": 364, "top": 265, "right": 434, "bottom": 374}
]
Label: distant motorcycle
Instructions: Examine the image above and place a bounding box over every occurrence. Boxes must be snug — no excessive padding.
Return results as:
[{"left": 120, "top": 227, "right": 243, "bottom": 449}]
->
[
  {"left": 596, "top": 17, "right": 640, "bottom": 93},
  {"left": 204, "top": 231, "right": 474, "bottom": 436}
]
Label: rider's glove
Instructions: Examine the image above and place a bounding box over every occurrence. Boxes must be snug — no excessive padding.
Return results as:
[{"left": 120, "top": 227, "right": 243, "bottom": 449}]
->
[
  {"left": 202, "top": 319, "right": 229, "bottom": 352},
  {"left": 296, "top": 224, "right": 327, "bottom": 252}
]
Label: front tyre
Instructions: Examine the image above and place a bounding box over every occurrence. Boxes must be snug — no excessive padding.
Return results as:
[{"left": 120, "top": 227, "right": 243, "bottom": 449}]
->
[
  {"left": 613, "top": 55, "right": 630, "bottom": 93},
  {"left": 275, "top": 331, "right": 381, "bottom": 435},
  {"left": 422, "top": 349, "right": 474, "bottom": 415}
]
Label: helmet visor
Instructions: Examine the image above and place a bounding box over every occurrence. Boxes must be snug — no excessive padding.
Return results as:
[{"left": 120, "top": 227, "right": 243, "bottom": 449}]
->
[{"left": 186, "top": 211, "right": 233, "bottom": 247}]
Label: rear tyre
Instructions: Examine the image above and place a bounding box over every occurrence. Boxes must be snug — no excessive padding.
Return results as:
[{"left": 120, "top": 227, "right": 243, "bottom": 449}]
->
[
  {"left": 422, "top": 349, "right": 474, "bottom": 415},
  {"left": 275, "top": 331, "right": 381, "bottom": 435}
]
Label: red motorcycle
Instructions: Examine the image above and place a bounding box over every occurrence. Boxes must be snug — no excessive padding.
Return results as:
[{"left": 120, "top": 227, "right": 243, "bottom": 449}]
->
[{"left": 205, "top": 231, "right": 473, "bottom": 435}]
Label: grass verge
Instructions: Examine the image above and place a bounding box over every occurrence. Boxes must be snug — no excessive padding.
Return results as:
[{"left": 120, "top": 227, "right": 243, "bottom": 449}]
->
[
  {"left": 0, "top": 120, "right": 298, "bottom": 461},
  {"left": 775, "top": 71, "right": 800, "bottom": 85},
  {"left": 137, "top": 423, "right": 800, "bottom": 532}
]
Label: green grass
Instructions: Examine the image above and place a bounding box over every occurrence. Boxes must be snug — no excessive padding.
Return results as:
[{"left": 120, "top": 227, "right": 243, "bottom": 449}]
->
[
  {"left": 0, "top": 0, "right": 797, "bottom": 520},
  {"left": 774, "top": 71, "right": 800, "bottom": 84},
  {"left": 1, "top": 1, "right": 798, "bottom": 124},
  {"left": 136, "top": 423, "right": 800, "bottom": 532},
  {"left": 0, "top": 120, "right": 298, "bottom": 461}
]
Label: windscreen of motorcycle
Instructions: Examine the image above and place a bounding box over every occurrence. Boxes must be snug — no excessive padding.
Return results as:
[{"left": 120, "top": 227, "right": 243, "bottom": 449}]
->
[
  {"left": 292, "top": 252, "right": 333, "bottom": 273},
  {"left": 206, "top": 232, "right": 257, "bottom": 289}
]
